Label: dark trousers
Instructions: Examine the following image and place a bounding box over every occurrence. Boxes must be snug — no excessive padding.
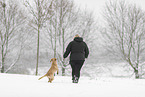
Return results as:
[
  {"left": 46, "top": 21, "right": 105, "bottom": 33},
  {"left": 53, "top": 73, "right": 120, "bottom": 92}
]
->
[{"left": 70, "top": 60, "right": 85, "bottom": 80}]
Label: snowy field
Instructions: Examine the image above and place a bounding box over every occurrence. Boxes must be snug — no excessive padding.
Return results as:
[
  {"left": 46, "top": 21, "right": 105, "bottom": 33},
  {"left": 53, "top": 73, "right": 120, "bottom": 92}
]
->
[{"left": 0, "top": 73, "right": 145, "bottom": 97}]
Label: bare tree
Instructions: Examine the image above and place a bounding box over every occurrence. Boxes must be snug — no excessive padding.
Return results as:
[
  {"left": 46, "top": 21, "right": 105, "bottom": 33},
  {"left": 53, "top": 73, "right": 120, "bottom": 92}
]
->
[
  {"left": 101, "top": 0, "right": 145, "bottom": 78},
  {"left": 0, "top": 0, "right": 26, "bottom": 73},
  {"left": 41, "top": 0, "right": 78, "bottom": 76},
  {"left": 24, "top": 0, "right": 54, "bottom": 75},
  {"left": 42, "top": 0, "right": 97, "bottom": 76},
  {"left": 56, "top": 0, "right": 78, "bottom": 76}
]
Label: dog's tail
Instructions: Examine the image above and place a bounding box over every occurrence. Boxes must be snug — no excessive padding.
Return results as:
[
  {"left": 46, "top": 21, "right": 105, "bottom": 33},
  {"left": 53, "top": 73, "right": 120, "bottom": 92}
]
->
[{"left": 38, "top": 75, "right": 47, "bottom": 80}]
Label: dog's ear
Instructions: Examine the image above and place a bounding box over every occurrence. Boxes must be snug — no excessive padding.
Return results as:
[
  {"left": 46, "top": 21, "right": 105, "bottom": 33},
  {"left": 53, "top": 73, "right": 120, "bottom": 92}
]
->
[{"left": 54, "top": 58, "right": 57, "bottom": 61}]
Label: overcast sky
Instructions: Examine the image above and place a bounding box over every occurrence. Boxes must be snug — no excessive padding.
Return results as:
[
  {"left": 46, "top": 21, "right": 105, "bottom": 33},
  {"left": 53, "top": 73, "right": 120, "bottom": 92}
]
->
[{"left": 74, "top": 0, "right": 145, "bottom": 16}]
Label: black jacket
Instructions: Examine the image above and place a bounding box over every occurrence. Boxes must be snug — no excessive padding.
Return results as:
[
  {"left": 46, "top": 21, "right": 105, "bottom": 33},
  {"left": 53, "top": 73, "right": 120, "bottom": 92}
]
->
[{"left": 63, "top": 37, "right": 89, "bottom": 60}]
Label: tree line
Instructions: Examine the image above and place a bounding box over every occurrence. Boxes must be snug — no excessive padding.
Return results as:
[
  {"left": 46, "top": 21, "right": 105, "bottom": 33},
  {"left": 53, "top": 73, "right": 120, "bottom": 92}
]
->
[
  {"left": 0, "top": 0, "right": 145, "bottom": 79},
  {"left": 0, "top": 0, "right": 97, "bottom": 76}
]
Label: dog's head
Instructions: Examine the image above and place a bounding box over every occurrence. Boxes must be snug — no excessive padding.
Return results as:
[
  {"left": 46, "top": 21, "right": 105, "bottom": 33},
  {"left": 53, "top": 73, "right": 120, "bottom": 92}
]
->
[{"left": 50, "top": 58, "right": 57, "bottom": 62}]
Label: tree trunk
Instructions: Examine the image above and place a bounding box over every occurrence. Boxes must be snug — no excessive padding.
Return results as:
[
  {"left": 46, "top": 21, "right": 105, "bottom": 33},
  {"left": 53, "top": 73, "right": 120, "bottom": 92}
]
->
[
  {"left": 62, "top": 58, "right": 66, "bottom": 76},
  {"left": 54, "top": 30, "right": 57, "bottom": 58},
  {"left": 36, "top": 28, "right": 40, "bottom": 76},
  {"left": 62, "top": 29, "right": 65, "bottom": 76},
  {"left": 1, "top": 3, "right": 6, "bottom": 73},
  {"left": 134, "top": 69, "right": 139, "bottom": 79},
  {"left": 35, "top": 0, "right": 41, "bottom": 76},
  {"left": 1, "top": 56, "right": 4, "bottom": 73},
  {"left": 36, "top": 21, "right": 40, "bottom": 76}
]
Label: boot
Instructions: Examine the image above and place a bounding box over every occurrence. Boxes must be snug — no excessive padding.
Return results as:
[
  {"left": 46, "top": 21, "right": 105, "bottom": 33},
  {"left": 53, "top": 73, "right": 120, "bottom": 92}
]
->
[{"left": 73, "top": 75, "right": 78, "bottom": 83}]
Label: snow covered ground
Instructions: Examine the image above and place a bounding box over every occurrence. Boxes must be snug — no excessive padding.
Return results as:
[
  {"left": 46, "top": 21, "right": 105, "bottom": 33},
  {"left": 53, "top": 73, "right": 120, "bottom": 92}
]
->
[{"left": 0, "top": 73, "right": 145, "bottom": 97}]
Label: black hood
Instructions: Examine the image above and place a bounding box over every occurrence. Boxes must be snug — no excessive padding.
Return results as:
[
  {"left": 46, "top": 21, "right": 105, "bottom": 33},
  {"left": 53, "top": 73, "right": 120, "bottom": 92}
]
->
[{"left": 74, "top": 37, "right": 83, "bottom": 42}]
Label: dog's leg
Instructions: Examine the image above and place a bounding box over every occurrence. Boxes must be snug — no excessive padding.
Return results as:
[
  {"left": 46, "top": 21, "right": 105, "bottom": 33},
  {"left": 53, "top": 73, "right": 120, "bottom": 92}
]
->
[
  {"left": 50, "top": 76, "right": 54, "bottom": 83},
  {"left": 48, "top": 76, "right": 54, "bottom": 83},
  {"left": 48, "top": 78, "right": 50, "bottom": 83},
  {"left": 47, "top": 76, "right": 51, "bottom": 83},
  {"left": 49, "top": 78, "right": 54, "bottom": 83}
]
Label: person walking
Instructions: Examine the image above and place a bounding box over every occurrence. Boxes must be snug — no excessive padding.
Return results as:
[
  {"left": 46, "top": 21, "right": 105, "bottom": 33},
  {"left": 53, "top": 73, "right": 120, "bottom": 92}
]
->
[{"left": 63, "top": 34, "right": 89, "bottom": 83}]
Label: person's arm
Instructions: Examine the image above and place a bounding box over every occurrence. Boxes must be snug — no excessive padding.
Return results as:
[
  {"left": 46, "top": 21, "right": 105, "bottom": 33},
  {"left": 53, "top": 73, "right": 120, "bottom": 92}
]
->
[
  {"left": 63, "top": 42, "right": 72, "bottom": 58},
  {"left": 84, "top": 42, "right": 89, "bottom": 58}
]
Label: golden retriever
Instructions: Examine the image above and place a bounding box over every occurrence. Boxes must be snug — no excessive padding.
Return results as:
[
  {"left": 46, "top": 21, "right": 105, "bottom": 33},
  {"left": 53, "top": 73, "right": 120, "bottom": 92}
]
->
[{"left": 38, "top": 58, "right": 59, "bottom": 83}]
